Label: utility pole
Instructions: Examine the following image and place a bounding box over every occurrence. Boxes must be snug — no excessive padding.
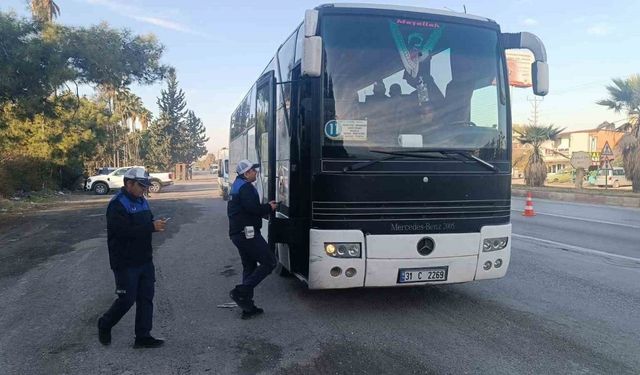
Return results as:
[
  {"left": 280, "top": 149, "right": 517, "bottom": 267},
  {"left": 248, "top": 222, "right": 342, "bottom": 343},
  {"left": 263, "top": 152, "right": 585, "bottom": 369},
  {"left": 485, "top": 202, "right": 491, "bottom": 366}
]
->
[
  {"left": 528, "top": 96, "right": 543, "bottom": 126},
  {"left": 527, "top": 96, "right": 544, "bottom": 126}
]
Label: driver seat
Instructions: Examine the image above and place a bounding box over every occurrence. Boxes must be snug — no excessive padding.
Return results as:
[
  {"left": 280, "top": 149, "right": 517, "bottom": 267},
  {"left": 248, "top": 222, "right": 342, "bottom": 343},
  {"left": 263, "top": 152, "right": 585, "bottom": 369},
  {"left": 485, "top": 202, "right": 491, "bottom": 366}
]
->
[{"left": 442, "top": 80, "right": 474, "bottom": 124}]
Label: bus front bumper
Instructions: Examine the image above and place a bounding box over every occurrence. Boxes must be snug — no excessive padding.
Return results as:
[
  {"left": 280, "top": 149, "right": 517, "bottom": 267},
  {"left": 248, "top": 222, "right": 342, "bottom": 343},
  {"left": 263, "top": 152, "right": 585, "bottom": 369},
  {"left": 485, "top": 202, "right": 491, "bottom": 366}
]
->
[{"left": 308, "top": 225, "right": 511, "bottom": 289}]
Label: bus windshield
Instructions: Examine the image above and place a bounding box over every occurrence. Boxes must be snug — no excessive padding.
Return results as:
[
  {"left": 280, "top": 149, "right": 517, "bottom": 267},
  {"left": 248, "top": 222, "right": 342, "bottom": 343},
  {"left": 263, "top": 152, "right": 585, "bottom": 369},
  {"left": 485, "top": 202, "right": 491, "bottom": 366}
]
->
[{"left": 322, "top": 14, "right": 508, "bottom": 160}]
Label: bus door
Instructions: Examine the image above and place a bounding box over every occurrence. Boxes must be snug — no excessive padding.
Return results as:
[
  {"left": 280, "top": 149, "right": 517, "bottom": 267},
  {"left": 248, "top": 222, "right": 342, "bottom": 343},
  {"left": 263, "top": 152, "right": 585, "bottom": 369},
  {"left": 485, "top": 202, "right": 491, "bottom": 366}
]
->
[{"left": 255, "top": 72, "right": 277, "bottom": 237}]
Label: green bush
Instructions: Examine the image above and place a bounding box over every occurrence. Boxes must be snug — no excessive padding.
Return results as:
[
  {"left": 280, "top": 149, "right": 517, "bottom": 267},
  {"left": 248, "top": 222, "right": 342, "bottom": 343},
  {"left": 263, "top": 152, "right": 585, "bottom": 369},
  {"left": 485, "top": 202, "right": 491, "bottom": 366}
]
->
[{"left": 0, "top": 157, "right": 83, "bottom": 197}]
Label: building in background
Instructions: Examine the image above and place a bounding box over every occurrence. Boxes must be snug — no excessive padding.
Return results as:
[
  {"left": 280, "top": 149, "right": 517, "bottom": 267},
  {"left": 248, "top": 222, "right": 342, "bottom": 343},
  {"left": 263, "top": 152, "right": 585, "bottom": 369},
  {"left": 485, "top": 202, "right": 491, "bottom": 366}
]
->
[
  {"left": 543, "top": 125, "right": 626, "bottom": 173},
  {"left": 512, "top": 122, "right": 628, "bottom": 178}
]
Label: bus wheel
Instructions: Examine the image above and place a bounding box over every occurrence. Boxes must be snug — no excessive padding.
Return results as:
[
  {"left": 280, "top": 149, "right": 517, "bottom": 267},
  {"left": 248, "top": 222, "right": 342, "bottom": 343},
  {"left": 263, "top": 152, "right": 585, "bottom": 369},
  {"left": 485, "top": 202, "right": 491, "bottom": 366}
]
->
[
  {"left": 613, "top": 180, "right": 620, "bottom": 188},
  {"left": 274, "top": 243, "right": 292, "bottom": 277}
]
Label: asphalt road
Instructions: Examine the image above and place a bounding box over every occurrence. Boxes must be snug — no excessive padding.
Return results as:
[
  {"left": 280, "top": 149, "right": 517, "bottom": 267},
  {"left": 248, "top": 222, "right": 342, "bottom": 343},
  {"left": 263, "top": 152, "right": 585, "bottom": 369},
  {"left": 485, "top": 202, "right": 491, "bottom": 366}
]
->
[{"left": 0, "top": 175, "right": 638, "bottom": 375}]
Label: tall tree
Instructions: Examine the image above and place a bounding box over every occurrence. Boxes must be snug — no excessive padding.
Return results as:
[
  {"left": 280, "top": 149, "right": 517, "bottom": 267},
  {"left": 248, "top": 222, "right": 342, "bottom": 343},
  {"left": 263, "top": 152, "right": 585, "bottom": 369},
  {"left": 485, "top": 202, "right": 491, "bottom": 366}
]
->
[
  {"left": 145, "top": 68, "right": 187, "bottom": 169},
  {"left": 65, "top": 24, "right": 167, "bottom": 88},
  {"left": 514, "top": 124, "right": 565, "bottom": 187},
  {"left": 145, "top": 116, "right": 172, "bottom": 171},
  {"left": 0, "top": 13, "right": 67, "bottom": 121},
  {"left": 1, "top": 13, "right": 167, "bottom": 125},
  {"left": 29, "top": 0, "right": 60, "bottom": 23},
  {"left": 597, "top": 75, "right": 640, "bottom": 192},
  {"left": 182, "top": 110, "right": 209, "bottom": 165},
  {"left": 1, "top": 93, "right": 110, "bottom": 194},
  {"left": 0, "top": 12, "right": 167, "bottom": 195},
  {"left": 116, "top": 91, "right": 147, "bottom": 165},
  {"left": 139, "top": 108, "right": 153, "bottom": 131}
]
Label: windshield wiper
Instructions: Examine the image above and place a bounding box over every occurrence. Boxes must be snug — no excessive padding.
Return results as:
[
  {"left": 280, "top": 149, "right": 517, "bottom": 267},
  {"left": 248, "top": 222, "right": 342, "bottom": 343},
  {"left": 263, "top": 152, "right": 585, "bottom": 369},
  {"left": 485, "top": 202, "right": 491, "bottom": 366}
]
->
[
  {"left": 342, "top": 148, "right": 499, "bottom": 173},
  {"left": 342, "top": 150, "right": 448, "bottom": 172},
  {"left": 437, "top": 149, "right": 499, "bottom": 173}
]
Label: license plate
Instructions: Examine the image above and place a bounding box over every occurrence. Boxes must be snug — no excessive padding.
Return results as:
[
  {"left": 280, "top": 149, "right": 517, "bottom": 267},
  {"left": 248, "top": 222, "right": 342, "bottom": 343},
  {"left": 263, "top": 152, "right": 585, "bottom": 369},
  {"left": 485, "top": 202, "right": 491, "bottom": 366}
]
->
[{"left": 397, "top": 266, "right": 448, "bottom": 283}]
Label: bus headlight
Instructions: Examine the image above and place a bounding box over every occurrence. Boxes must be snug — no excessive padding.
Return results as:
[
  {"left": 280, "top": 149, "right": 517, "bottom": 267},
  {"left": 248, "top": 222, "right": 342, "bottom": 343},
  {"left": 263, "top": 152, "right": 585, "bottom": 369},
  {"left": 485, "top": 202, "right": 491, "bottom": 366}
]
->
[
  {"left": 324, "top": 243, "right": 361, "bottom": 258},
  {"left": 483, "top": 237, "right": 508, "bottom": 252}
]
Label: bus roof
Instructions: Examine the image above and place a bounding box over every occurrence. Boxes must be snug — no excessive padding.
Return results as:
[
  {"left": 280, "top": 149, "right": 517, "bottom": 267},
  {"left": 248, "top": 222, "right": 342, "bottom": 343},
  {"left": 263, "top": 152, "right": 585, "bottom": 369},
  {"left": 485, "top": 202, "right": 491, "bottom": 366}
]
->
[{"left": 317, "top": 3, "right": 494, "bottom": 23}]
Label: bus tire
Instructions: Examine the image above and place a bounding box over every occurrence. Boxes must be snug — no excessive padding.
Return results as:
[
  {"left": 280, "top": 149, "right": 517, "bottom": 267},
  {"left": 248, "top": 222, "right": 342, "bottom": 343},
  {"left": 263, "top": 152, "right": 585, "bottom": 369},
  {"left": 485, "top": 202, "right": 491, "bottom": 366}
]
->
[{"left": 613, "top": 180, "right": 620, "bottom": 188}]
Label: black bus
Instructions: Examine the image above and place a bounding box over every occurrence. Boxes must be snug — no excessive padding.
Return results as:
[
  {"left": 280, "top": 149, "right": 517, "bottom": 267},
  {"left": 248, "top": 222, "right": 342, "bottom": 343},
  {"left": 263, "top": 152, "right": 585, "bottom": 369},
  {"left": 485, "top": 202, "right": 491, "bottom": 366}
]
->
[{"left": 228, "top": 3, "right": 548, "bottom": 289}]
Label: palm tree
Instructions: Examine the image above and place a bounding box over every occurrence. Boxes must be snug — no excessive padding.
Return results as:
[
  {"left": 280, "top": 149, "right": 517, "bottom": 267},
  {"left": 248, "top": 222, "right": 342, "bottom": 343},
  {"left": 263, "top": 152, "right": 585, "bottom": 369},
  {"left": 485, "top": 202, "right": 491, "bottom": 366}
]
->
[
  {"left": 139, "top": 108, "right": 153, "bottom": 131},
  {"left": 97, "top": 85, "right": 152, "bottom": 166},
  {"left": 514, "top": 124, "right": 565, "bottom": 187},
  {"left": 30, "top": 0, "right": 60, "bottom": 23},
  {"left": 119, "top": 91, "right": 155, "bottom": 165},
  {"left": 96, "top": 85, "right": 120, "bottom": 166},
  {"left": 125, "top": 94, "right": 145, "bottom": 132},
  {"left": 597, "top": 75, "right": 640, "bottom": 192}
]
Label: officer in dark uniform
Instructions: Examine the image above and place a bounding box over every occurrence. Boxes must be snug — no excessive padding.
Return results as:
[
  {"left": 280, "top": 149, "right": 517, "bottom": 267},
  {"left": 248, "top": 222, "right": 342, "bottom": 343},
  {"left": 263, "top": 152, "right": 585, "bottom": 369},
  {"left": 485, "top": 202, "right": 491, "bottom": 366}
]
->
[
  {"left": 227, "top": 159, "right": 277, "bottom": 319},
  {"left": 98, "top": 167, "right": 168, "bottom": 348}
]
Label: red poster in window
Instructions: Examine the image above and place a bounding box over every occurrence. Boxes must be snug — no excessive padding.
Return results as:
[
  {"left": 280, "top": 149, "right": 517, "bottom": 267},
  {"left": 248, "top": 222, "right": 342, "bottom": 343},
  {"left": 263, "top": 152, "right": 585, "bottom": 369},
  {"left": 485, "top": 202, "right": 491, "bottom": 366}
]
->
[{"left": 505, "top": 50, "right": 534, "bottom": 88}]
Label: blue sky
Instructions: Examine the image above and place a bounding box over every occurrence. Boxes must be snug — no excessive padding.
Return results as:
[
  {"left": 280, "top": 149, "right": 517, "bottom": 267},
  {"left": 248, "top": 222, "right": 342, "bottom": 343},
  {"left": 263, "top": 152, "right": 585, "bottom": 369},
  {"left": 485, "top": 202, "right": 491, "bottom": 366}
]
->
[{"left": 3, "top": 0, "right": 639, "bottom": 154}]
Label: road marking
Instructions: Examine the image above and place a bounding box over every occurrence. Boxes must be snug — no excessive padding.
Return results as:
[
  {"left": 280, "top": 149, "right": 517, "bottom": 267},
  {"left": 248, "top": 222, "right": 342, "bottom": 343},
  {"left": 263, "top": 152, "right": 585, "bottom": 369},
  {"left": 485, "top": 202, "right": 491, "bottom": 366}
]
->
[
  {"left": 510, "top": 209, "right": 640, "bottom": 229},
  {"left": 512, "top": 233, "right": 640, "bottom": 263}
]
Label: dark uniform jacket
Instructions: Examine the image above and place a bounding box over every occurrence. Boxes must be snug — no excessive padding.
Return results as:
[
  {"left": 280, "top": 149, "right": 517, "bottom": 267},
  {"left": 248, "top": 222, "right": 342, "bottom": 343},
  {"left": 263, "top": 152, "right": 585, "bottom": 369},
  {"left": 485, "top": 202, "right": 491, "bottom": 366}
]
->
[
  {"left": 106, "top": 187, "right": 155, "bottom": 270},
  {"left": 227, "top": 177, "right": 271, "bottom": 236}
]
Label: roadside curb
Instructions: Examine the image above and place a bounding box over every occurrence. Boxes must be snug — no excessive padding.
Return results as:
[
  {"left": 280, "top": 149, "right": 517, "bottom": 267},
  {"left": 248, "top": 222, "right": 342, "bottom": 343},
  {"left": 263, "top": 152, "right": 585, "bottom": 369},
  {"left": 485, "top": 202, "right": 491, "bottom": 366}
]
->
[{"left": 512, "top": 186, "right": 640, "bottom": 209}]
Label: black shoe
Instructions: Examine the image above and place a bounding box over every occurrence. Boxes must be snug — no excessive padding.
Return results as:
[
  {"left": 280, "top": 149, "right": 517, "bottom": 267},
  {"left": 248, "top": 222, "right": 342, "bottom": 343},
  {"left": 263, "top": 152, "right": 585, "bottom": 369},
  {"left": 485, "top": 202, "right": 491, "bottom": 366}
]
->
[
  {"left": 229, "top": 286, "right": 254, "bottom": 311},
  {"left": 241, "top": 306, "right": 264, "bottom": 320},
  {"left": 133, "top": 336, "right": 165, "bottom": 349},
  {"left": 98, "top": 318, "right": 111, "bottom": 346}
]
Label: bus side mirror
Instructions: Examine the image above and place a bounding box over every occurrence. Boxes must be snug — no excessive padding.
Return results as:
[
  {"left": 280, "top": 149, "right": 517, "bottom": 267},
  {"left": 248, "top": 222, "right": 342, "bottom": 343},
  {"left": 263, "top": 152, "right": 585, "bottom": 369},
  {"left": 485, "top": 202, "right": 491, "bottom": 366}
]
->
[
  {"left": 532, "top": 61, "right": 548, "bottom": 96},
  {"left": 302, "top": 36, "right": 322, "bottom": 78},
  {"left": 502, "top": 32, "right": 549, "bottom": 96},
  {"left": 304, "top": 9, "right": 319, "bottom": 37}
]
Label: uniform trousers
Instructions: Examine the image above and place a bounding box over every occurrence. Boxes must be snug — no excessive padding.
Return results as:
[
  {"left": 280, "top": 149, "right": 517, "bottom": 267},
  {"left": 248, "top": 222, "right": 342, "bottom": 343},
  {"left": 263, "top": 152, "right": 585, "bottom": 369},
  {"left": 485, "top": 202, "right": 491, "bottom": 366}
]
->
[
  {"left": 230, "top": 233, "right": 276, "bottom": 290},
  {"left": 99, "top": 261, "right": 155, "bottom": 338}
]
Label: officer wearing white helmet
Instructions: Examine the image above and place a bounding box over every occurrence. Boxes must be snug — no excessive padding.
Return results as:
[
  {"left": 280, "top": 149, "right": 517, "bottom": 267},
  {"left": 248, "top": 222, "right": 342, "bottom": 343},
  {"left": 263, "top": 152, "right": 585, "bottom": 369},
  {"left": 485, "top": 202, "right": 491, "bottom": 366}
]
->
[
  {"left": 227, "top": 160, "right": 277, "bottom": 319},
  {"left": 97, "top": 167, "right": 168, "bottom": 348}
]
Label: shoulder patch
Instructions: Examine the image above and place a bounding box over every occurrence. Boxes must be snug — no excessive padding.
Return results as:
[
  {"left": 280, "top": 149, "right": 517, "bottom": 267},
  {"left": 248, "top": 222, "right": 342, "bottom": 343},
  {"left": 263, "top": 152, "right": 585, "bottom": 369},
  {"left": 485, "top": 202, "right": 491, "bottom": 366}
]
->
[
  {"left": 117, "top": 193, "right": 150, "bottom": 215},
  {"left": 230, "top": 178, "right": 248, "bottom": 195}
]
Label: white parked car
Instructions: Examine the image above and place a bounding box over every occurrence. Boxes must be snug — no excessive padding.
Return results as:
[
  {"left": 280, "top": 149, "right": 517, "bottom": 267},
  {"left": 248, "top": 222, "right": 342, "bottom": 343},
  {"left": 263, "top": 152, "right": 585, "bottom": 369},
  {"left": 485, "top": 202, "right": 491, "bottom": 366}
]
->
[
  {"left": 85, "top": 166, "right": 174, "bottom": 195},
  {"left": 595, "top": 167, "right": 632, "bottom": 188}
]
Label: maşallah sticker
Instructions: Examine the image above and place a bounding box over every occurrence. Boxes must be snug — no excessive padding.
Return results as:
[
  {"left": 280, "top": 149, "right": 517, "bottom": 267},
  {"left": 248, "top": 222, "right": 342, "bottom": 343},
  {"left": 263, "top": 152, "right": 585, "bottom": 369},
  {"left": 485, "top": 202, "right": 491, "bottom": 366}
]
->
[{"left": 324, "top": 120, "right": 367, "bottom": 141}]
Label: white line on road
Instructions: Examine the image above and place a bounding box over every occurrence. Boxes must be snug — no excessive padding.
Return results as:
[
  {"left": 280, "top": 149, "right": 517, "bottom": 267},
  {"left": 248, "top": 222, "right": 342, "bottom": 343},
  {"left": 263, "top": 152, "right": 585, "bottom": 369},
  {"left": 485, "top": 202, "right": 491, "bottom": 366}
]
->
[
  {"left": 512, "top": 233, "right": 640, "bottom": 264},
  {"left": 510, "top": 209, "right": 640, "bottom": 229}
]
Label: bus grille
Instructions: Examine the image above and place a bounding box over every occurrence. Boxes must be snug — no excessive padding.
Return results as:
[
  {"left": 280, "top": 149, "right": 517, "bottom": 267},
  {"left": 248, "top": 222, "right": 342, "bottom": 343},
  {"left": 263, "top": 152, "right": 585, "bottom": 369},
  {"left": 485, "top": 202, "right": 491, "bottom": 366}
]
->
[{"left": 312, "top": 200, "right": 511, "bottom": 222}]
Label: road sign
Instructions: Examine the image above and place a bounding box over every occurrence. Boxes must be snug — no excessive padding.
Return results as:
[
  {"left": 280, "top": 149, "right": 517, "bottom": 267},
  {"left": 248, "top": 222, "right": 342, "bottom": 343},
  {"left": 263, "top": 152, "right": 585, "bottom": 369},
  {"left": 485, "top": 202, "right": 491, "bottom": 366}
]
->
[
  {"left": 570, "top": 151, "right": 591, "bottom": 169},
  {"left": 591, "top": 152, "right": 600, "bottom": 161},
  {"left": 601, "top": 159, "right": 612, "bottom": 170},
  {"left": 600, "top": 141, "right": 614, "bottom": 160}
]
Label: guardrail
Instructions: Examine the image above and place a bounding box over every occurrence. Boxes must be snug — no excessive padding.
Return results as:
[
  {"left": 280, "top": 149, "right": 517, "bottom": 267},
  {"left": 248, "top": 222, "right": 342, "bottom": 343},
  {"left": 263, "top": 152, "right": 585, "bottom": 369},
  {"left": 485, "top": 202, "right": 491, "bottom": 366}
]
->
[{"left": 512, "top": 185, "right": 640, "bottom": 208}]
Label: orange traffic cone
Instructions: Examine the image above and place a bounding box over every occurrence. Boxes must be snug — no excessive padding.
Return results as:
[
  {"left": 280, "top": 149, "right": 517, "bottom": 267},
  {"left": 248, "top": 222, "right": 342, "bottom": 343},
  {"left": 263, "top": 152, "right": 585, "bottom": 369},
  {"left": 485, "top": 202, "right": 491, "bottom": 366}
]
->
[{"left": 523, "top": 191, "right": 536, "bottom": 217}]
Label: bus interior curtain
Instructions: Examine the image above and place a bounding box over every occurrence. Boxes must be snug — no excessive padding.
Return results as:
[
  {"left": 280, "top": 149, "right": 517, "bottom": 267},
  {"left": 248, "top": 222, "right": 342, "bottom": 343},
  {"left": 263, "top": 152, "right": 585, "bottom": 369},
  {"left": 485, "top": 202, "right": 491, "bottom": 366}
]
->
[{"left": 275, "top": 51, "right": 292, "bottom": 134}]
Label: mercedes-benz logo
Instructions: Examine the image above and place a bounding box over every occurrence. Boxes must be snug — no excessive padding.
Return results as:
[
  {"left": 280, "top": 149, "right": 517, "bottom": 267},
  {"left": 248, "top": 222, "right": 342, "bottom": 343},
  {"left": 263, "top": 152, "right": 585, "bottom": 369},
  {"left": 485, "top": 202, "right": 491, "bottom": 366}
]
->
[{"left": 417, "top": 237, "right": 435, "bottom": 256}]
